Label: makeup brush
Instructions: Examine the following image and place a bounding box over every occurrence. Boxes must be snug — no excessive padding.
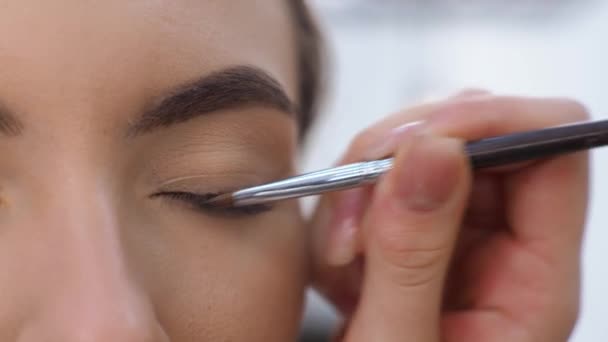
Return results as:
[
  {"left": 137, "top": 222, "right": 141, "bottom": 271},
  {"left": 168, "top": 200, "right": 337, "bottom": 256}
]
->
[{"left": 206, "top": 119, "right": 608, "bottom": 208}]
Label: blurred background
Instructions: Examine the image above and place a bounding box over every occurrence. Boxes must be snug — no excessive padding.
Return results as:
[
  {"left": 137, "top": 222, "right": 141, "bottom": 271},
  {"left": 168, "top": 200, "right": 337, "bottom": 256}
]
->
[{"left": 297, "top": 0, "right": 608, "bottom": 341}]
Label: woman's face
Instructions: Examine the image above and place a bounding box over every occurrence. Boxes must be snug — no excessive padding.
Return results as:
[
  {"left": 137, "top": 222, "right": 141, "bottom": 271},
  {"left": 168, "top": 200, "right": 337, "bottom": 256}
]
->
[{"left": 0, "top": 1, "right": 308, "bottom": 340}]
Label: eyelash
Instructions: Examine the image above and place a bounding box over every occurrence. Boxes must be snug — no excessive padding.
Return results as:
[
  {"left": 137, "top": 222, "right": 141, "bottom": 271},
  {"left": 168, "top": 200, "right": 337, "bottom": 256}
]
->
[{"left": 152, "top": 191, "right": 273, "bottom": 217}]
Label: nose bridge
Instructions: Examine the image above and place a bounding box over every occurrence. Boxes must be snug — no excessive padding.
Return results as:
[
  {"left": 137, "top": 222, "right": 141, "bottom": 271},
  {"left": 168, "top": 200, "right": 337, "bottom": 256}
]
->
[
  {"left": 18, "top": 169, "right": 169, "bottom": 341},
  {"left": 51, "top": 179, "right": 131, "bottom": 299},
  {"left": 39, "top": 166, "right": 125, "bottom": 281}
]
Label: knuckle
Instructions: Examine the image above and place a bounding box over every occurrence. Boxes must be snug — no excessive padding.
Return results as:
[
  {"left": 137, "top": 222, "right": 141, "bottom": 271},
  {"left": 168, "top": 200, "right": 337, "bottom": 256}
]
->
[
  {"left": 382, "top": 244, "right": 446, "bottom": 271},
  {"left": 373, "top": 222, "right": 452, "bottom": 286},
  {"left": 382, "top": 255, "right": 443, "bottom": 289}
]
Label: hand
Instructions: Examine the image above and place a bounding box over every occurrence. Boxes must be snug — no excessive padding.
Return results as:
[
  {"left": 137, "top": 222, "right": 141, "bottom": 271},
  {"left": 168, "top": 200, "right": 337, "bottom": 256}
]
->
[{"left": 310, "top": 91, "right": 589, "bottom": 341}]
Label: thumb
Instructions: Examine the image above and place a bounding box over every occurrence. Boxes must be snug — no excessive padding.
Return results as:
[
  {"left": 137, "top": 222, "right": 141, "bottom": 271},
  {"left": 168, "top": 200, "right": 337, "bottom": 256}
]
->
[{"left": 344, "top": 134, "right": 471, "bottom": 342}]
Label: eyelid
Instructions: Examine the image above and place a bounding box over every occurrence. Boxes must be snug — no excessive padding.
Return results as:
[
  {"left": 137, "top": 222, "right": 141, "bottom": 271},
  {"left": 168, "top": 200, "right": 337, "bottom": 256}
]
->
[
  {"left": 155, "top": 173, "right": 267, "bottom": 195},
  {"left": 147, "top": 168, "right": 290, "bottom": 216},
  {"left": 146, "top": 153, "right": 290, "bottom": 187},
  {"left": 152, "top": 191, "right": 273, "bottom": 217},
  {"left": 159, "top": 173, "right": 262, "bottom": 185}
]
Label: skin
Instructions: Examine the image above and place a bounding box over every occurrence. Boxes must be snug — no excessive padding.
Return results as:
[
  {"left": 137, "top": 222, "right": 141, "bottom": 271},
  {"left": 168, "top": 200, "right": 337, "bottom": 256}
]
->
[
  {"left": 0, "top": 1, "right": 306, "bottom": 341},
  {"left": 0, "top": 1, "right": 589, "bottom": 341}
]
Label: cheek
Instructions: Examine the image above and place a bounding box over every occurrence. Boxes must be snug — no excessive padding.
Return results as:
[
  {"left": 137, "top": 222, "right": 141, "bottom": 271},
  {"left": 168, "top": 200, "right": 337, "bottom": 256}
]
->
[{"left": 124, "top": 201, "right": 309, "bottom": 341}]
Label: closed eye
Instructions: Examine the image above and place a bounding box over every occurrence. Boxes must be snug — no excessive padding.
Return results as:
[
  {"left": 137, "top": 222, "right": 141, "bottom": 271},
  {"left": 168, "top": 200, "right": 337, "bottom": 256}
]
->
[{"left": 151, "top": 191, "right": 273, "bottom": 217}]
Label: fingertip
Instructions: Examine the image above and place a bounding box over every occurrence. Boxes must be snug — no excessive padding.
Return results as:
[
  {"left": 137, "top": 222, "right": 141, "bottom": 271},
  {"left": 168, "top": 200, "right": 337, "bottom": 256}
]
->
[
  {"left": 362, "top": 120, "right": 424, "bottom": 161},
  {"left": 448, "top": 88, "right": 493, "bottom": 100},
  {"left": 381, "top": 134, "right": 470, "bottom": 214}
]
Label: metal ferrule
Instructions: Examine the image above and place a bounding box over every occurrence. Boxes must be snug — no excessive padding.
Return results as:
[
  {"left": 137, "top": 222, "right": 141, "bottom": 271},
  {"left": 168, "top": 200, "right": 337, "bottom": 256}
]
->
[{"left": 232, "top": 158, "right": 394, "bottom": 206}]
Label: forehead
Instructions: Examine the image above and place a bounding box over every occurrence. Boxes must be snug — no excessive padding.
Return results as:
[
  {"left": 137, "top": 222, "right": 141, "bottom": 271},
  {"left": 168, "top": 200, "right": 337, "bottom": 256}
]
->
[{"left": 0, "top": 0, "right": 297, "bottom": 123}]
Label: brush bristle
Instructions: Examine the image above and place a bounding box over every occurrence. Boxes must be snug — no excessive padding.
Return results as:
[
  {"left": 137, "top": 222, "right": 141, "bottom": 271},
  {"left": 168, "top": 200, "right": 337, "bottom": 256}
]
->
[{"left": 203, "top": 193, "right": 235, "bottom": 208}]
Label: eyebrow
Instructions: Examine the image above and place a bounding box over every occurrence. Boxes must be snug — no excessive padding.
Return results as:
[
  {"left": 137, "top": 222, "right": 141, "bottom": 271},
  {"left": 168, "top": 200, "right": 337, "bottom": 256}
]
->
[
  {"left": 0, "top": 103, "right": 23, "bottom": 137},
  {"left": 128, "top": 65, "right": 296, "bottom": 137}
]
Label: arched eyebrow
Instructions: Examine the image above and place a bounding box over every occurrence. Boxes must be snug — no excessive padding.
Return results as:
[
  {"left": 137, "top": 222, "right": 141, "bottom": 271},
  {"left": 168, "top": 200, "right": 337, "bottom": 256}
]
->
[
  {"left": 0, "top": 103, "right": 23, "bottom": 137},
  {"left": 127, "top": 65, "right": 297, "bottom": 137}
]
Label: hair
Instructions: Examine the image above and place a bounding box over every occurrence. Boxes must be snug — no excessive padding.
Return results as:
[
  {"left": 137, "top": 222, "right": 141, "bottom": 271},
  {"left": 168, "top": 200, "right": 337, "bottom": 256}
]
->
[{"left": 286, "top": 0, "right": 323, "bottom": 139}]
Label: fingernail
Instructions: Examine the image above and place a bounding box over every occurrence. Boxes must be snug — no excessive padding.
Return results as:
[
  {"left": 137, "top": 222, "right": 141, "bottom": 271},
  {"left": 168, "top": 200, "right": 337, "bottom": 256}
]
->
[
  {"left": 327, "top": 188, "right": 365, "bottom": 266},
  {"left": 391, "top": 135, "right": 465, "bottom": 212},
  {"left": 448, "top": 89, "right": 491, "bottom": 100},
  {"left": 364, "top": 121, "right": 423, "bottom": 160}
]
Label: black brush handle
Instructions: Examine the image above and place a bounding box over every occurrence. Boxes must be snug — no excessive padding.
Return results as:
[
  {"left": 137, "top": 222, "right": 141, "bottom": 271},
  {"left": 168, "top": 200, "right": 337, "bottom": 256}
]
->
[{"left": 466, "top": 119, "right": 608, "bottom": 169}]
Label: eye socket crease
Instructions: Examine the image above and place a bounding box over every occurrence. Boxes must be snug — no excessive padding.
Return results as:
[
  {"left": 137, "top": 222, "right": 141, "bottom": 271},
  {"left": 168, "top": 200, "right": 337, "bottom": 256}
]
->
[{"left": 127, "top": 65, "right": 298, "bottom": 138}]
